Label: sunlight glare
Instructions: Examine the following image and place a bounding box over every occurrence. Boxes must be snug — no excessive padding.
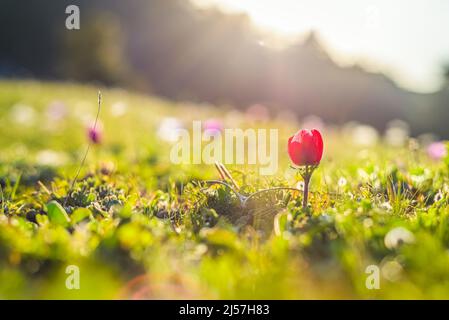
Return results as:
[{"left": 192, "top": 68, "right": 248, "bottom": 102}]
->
[{"left": 191, "top": 0, "right": 449, "bottom": 93}]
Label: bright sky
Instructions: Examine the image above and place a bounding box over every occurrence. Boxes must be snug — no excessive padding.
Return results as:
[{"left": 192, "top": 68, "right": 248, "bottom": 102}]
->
[{"left": 192, "top": 0, "right": 449, "bottom": 93}]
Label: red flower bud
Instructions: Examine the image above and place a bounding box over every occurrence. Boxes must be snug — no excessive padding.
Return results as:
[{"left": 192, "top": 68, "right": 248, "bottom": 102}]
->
[{"left": 288, "top": 129, "right": 323, "bottom": 166}]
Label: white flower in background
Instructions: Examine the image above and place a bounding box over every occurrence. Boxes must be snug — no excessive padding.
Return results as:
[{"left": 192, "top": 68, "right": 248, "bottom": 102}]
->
[
  {"left": 344, "top": 122, "right": 379, "bottom": 147},
  {"left": 36, "top": 150, "right": 68, "bottom": 167},
  {"left": 380, "top": 202, "right": 393, "bottom": 212},
  {"left": 350, "top": 124, "right": 379, "bottom": 146},
  {"left": 434, "top": 191, "right": 444, "bottom": 203},
  {"left": 296, "top": 181, "right": 305, "bottom": 191},
  {"left": 338, "top": 177, "right": 347, "bottom": 187},
  {"left": 157, "top": 117, "right": 184, "bottom": 142},
  {"left": 357, "top": 168, "right": 370, "bottom": 180},
  {"left": 385, "top": 120, "right": 410, "bottom": 147},
  {"left": 110, "top": 101, "right": 128, "bottom": 117},
  {"left": 384, "top": 227, "right": 415, "bottom": 249},
  {"left": 10, "top": 104, "right": 36, "bottom": 126}
]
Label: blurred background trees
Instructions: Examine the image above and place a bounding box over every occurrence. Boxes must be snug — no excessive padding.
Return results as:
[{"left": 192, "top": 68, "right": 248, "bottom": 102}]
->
[{"left": 0, "top": 0, "right": 448, "bottom": 137}]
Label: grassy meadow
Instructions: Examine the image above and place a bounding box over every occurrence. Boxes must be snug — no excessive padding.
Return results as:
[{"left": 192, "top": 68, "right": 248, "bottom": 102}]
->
[{"left": 0, "top": 80, "right": 448, "bottom": 299}]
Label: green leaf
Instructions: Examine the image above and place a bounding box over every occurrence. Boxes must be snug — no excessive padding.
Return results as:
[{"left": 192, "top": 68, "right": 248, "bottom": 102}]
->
[
  {"left": 10, "top": 174, "right": 21, "bottom": 200},
  {"left": 46, "top": 200, "right": 70, "bottom": 227},
  {"left": 35, "top": 214, "right": 49, "bottom": 226},
  {"left": 70, "top": 208, "right": 92, "bottom": 224}
]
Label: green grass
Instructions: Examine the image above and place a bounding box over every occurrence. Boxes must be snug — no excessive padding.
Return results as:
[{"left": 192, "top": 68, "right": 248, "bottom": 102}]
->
[{"left": 0, "top": 80, "right": 448, "bottom": 299}]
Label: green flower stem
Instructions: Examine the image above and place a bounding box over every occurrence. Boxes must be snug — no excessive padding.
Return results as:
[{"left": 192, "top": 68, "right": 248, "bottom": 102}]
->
[{"left": 302, "top": 165, "right": 311, "bottom": 209}]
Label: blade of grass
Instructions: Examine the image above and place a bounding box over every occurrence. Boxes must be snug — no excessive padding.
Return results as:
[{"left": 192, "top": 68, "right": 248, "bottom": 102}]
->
[
  {"left": 0, "top": 184, "right": 4, "bottom": 214},
  {"left": 10, "top": 173, "right": 21, "bottom": 200}
]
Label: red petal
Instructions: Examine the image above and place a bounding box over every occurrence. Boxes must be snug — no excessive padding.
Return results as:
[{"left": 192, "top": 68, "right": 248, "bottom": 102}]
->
[
  {"left": 288, "top": 135, "right": 302, "bottom": 166},
  {"left": 311, "top": 129, "right": 323, "bottom": 164}
]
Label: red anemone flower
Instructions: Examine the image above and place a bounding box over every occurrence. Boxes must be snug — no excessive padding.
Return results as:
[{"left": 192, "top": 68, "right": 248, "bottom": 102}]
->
[{"left": 288, "top": 129, "right": 323, "bottom": 166}]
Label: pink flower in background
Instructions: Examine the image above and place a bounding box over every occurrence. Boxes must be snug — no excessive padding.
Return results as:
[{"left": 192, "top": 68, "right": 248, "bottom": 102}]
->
[
  {"left": 88, "top": 125, "right": 102, "bottom": 144},
  {"left": 427, "top": 142, "right": 447, "bottom": 160},
  {"left": 203, "top": 119, "right": 223, "bottom": 135},
  {"left": 46, "top": 100, "right": 67, "bottom": 121}
]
